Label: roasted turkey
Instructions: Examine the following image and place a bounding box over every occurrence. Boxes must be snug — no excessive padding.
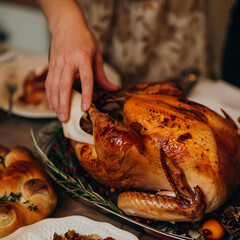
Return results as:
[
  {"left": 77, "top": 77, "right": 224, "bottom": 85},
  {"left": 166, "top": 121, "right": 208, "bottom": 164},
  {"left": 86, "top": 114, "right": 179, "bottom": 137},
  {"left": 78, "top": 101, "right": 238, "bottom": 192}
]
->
[{"left": 63, "top": 82, "right": 240, "bottom": 222}]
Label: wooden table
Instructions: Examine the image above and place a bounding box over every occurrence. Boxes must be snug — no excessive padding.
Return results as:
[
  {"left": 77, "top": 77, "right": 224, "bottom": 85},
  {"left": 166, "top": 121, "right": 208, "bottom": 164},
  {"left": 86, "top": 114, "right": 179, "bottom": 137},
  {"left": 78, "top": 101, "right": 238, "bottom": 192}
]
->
[{"left": 0, "top": 110, "right": 160, "bottom": 240}]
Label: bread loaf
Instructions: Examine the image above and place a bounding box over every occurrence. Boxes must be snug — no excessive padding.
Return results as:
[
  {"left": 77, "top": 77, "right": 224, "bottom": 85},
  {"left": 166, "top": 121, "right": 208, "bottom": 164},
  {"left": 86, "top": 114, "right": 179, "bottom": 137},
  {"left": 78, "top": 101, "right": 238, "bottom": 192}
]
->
[{"left": 0, "top": 146, "right": 57, "bottom": 237}]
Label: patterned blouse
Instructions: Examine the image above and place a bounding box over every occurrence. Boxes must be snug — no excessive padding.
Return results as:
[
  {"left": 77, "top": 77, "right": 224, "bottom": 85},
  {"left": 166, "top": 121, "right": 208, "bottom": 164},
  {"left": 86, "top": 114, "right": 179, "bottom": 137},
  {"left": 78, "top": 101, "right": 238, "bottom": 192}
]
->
[{"left": 76, "top": 0, "right": 207, "bottom": 87}]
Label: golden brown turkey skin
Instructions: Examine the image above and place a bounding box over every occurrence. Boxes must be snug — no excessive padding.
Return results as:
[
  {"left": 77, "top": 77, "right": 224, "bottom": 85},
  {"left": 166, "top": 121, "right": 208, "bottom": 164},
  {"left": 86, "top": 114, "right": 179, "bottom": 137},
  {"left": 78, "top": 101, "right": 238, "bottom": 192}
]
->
[
  {"left": 74, "top": 106, "right": 171, "bottom": 191},
  {"left": 92, "top": 81, "right": 185, "bottom": 106},
  {"left": 69, "top": 84, "right": 240, "bottom": 222},
  {"left": 121, "top": 94, "right": 240, "bottom": 214}
]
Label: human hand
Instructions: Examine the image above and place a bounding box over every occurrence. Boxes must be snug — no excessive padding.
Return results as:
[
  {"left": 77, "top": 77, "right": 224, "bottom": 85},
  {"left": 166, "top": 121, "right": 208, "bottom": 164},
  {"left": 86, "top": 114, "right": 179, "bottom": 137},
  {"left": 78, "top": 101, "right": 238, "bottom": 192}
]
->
[
  {"left": 238, "top": 117, "right": 240, "bottom": 136},
  {"left": 45, "top": 5, "right": 118, "bottom": 122}
]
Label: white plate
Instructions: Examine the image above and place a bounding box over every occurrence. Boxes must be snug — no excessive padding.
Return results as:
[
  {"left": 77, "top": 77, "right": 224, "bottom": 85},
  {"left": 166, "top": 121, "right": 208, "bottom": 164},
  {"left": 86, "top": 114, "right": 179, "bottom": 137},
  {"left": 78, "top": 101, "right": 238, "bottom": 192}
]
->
[
  {"left": 0, "top": 52, "right": 56, "bottom": 118},
  {"left": 2, "top": 215, "right": 139, "bottom": 240},
  {"left": 0, "top": 50, "right": 121, "bottom": 119}
]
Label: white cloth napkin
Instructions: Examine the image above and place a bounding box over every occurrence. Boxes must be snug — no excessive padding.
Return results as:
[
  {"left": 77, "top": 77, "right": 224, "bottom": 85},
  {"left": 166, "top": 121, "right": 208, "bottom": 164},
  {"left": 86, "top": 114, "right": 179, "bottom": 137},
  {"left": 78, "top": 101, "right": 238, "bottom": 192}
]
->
[{"left": 188, "top": 78, "right": 240, "bottom": 126}]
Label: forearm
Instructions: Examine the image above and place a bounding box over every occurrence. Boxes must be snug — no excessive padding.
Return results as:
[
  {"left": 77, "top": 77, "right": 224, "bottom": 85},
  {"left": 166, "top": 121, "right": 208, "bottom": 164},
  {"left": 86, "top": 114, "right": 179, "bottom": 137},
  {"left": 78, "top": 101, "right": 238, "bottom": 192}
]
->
[
  {"left": 36, "top": 0, "right": 87, "bottom": 34},
  {"left": 35, "top": 0, "right": 117, "bottom": 122}
]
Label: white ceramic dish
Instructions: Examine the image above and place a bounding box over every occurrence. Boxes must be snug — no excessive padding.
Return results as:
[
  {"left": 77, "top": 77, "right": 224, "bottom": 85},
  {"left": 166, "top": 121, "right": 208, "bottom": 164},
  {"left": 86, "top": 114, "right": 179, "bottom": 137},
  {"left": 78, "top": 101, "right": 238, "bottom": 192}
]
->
[
  {"left": 2, "top": 215, "right": 139, "bottom": 240},
  {"left": 0, "top": 51, "right": 121, "bottom": 119},
  {"left": 0, "top": 52, "right": 55, "bottom": 118}
]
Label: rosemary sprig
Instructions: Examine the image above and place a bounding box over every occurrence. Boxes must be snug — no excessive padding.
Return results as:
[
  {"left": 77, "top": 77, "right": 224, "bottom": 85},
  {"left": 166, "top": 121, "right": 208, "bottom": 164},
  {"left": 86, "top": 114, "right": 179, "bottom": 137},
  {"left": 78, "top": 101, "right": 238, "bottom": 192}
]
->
[
  {"left": 0, "top": 192, "right": 38, "bottom": 211},
  {"left": 31, "top": 126, "right": 122, "bottom": 214}
]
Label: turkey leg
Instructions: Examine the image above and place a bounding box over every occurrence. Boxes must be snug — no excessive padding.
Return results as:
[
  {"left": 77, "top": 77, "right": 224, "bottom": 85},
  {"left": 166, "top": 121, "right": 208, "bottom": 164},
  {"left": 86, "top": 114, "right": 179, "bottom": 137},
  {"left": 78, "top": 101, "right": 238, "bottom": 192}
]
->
[{"left": 117, "top": 149, "right": 206, "bottom": 222}]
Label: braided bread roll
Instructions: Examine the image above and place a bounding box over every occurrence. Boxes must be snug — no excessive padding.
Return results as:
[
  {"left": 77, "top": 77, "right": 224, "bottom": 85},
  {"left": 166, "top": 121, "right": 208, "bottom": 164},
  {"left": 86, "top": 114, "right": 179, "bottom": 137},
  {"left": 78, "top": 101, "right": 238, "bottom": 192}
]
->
[{"left": 0, "top": 146, "right": 57, "bottom": 238}]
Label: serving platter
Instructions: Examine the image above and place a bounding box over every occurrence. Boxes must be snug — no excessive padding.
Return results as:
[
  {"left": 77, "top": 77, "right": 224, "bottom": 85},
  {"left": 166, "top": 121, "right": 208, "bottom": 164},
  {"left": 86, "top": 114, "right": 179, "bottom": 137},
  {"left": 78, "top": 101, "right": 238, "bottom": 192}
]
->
[
  {"left": 31, "top": 122, "right": 239, "bottom": 240},
  {"left": 2, "top": 215, "right": 139, "bottom": 240}
]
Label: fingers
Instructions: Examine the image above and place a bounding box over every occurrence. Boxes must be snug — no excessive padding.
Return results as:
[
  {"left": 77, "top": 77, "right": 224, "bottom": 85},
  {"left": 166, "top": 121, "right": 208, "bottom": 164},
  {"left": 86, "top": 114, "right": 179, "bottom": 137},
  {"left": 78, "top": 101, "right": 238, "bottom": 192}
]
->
[
  {"left": 45, "top": 61, "right": 62, "bottom": 114},
  {"left": 238, "top": 117, "right": 240, "bottom": 136},
  {"left": 45, "top": 58, "right": 74, "bottom": 122},
  {"left": 94, "top": 49, "right": 119, "bottom": 91},
  {"left": 45, "top": 42, "right": 116, "bottom": 121},
  {"left": 58, "top": 65, "right": 75, "bottom": 121},
  {"left": 79, "top": 55, "right": 94, "bottom": 112},
  {"left": 45, "top": 49, "right": 95, "bottom": 121}
]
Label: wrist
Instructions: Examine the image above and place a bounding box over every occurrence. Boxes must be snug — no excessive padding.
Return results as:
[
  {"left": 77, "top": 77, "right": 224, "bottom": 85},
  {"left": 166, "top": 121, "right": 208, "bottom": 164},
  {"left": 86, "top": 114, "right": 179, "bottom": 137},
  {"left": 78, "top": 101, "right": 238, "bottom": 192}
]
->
[{"left": 37, "top": 0, "right": 87, "bottom": 35}]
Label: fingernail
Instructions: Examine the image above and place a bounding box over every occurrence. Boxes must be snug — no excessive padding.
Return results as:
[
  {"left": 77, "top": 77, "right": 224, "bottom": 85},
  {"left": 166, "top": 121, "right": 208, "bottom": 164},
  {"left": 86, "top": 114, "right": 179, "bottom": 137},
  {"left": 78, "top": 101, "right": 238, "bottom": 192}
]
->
[
  {"left": 82, "top": 103, "right": 87, "bottom": 112},
  {"left": 58, "top": 114, "right": 66, "bottom": 122}
]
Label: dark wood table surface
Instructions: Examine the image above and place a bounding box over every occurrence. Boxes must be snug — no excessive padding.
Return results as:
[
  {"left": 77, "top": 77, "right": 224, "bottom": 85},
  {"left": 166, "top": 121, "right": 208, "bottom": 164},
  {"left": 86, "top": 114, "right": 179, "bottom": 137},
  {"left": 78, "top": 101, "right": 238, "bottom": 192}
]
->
[{"left": 0, "top": 110, "right": 162, "bottom": 240}]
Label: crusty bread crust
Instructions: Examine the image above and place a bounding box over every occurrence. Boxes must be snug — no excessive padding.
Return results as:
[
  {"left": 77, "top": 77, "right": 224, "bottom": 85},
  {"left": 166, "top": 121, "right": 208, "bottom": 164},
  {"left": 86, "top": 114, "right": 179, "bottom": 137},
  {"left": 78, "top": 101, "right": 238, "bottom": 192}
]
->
[{"left": 0, "top": 146, "right": 57, "bottom": 238}]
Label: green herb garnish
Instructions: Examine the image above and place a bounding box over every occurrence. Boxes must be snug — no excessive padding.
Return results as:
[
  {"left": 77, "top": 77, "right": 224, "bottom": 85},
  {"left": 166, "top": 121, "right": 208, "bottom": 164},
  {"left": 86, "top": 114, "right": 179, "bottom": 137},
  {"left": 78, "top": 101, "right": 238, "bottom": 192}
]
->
[{"left": 0, "top": 192, "right": 38, "bottom": 212}]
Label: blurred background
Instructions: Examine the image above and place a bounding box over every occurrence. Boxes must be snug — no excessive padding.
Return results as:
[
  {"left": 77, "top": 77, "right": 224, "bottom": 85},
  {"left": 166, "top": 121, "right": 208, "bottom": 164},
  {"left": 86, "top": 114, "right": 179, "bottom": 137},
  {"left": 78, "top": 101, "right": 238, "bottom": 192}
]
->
[
  {"left": 0, "top": 0, "right": 239, "bottom": 87},
  {"left": 0, "top": 0, "right": 50, "bottom": 53}
]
